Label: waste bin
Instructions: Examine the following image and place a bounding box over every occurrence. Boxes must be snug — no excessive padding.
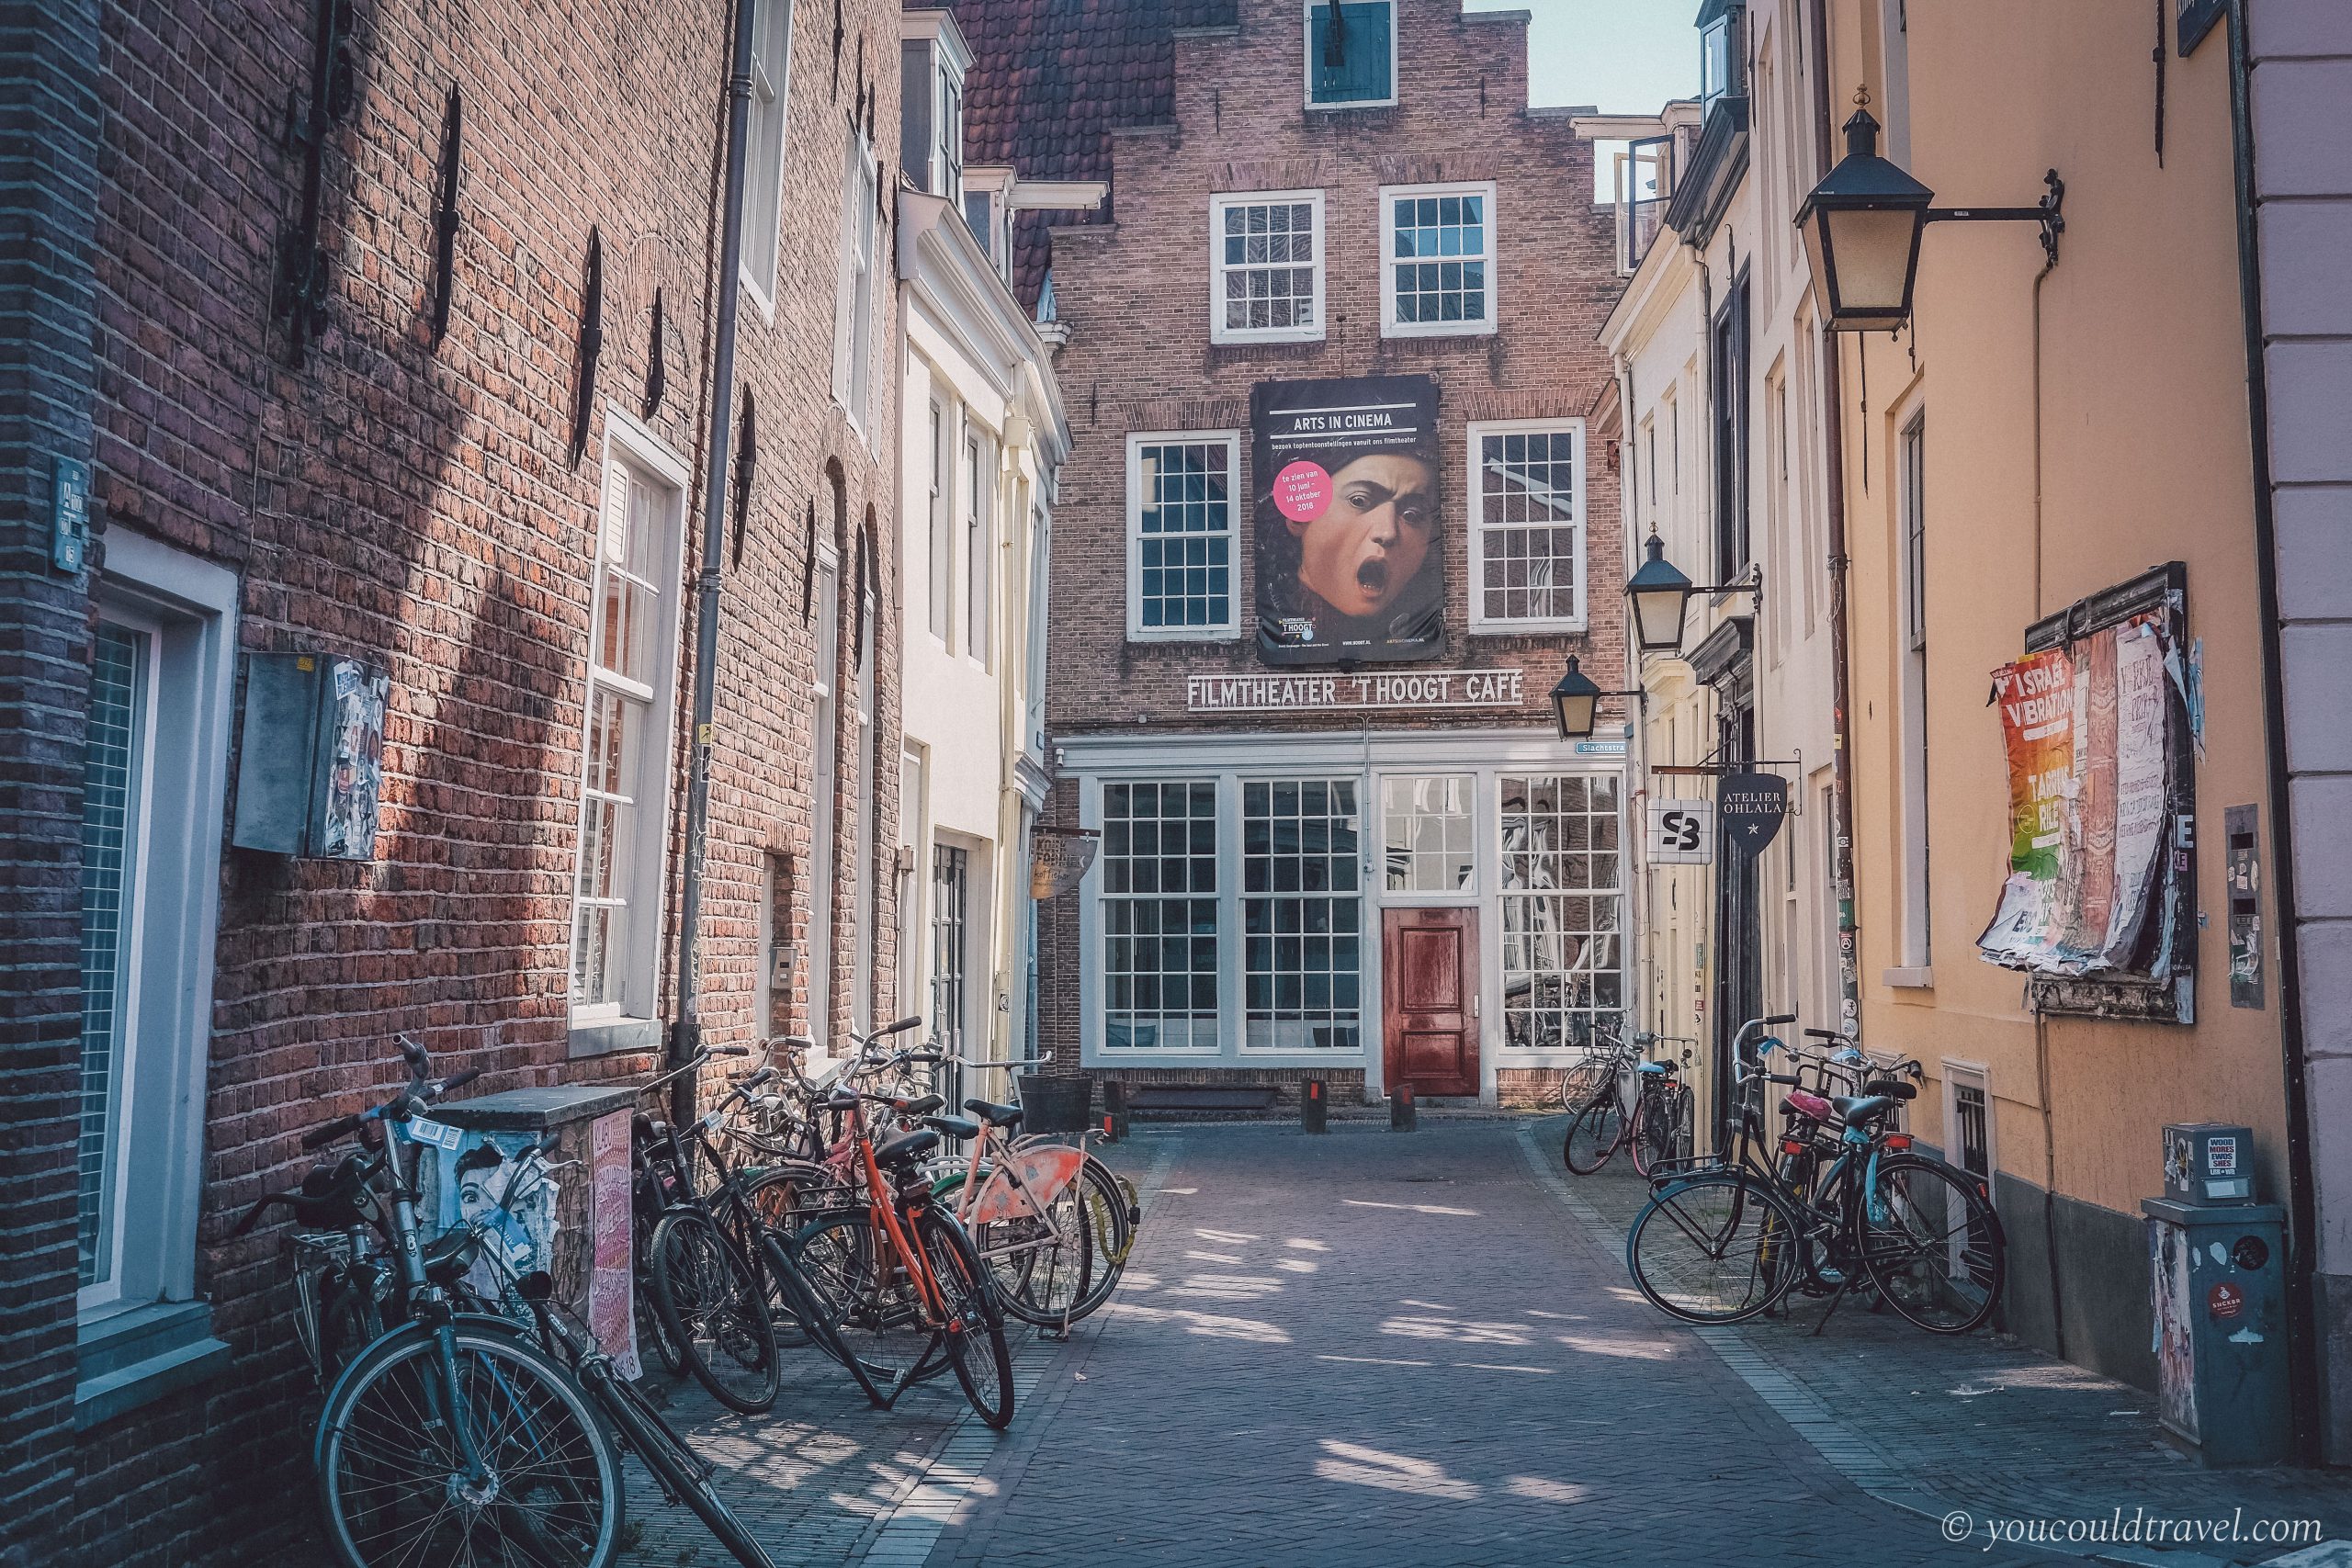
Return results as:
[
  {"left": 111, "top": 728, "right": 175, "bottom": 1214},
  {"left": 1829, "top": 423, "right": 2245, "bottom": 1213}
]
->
[
  {"left": 2143, "top": 1196, "right": 2290, "bottom": 1466},
  {"left": 1019, "top": 1074, "right": 1093, "bottom": 1136}
]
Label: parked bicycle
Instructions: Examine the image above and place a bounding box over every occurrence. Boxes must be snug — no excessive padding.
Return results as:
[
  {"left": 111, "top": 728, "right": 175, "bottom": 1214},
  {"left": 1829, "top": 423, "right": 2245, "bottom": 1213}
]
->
[
  {"left": 930, "top": 1055, "right": 1138, "bottom": 1330},
  {"left": 787, "top": 1077, "right": 1018, "bottom": 1427},
  {"left": 1563, "top": 1033, "right": 1695, "bottom": 1179},
  {"left": 632, "top": 1044, "right": 784, "bottom": 1414},
  {"left": 1622, "top": 1015, "right": 2005, "bottom": 1336},
  {"left": 246, "top": 1037, "right": 625, "bottom": 1567},
  {"left": 447, "top": 1138, "right": 778, "bottom": 1568}
]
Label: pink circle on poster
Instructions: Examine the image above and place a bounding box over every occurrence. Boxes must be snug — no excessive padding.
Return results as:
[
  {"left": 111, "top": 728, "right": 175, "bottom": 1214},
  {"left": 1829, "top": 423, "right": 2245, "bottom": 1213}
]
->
[{"left": 1272, "top": 460, "right": 1333, "bottom": 522}]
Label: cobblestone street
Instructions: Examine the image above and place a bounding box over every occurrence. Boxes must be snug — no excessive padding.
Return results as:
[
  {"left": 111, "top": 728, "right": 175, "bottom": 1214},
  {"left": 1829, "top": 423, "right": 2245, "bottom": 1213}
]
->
[{"left": 626, "top": 1120, "right": 2352, "bottom": 1567}]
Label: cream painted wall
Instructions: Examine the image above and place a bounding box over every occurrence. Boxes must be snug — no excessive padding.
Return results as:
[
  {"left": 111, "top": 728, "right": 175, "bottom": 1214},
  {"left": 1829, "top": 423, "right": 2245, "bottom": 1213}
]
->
[{"left": 1827, "top": 0, "right": 2289, "bottom": 1218}]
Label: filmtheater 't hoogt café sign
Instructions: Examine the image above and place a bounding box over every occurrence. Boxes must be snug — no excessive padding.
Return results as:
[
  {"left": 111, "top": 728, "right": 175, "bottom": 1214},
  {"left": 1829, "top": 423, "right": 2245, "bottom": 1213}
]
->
[{"left": 1186, "top": 669, "right": 1526, "bottom": 714}]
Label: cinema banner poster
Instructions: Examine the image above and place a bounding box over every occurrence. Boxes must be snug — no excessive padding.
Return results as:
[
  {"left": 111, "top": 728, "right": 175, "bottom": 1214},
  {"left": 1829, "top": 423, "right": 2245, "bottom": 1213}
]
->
[
  {"left": 1253, "top": 375, "right": 1444, "bottom": 664},
  {"left": 1977, "top": 613, "right": 2175, "bottom": 977}
]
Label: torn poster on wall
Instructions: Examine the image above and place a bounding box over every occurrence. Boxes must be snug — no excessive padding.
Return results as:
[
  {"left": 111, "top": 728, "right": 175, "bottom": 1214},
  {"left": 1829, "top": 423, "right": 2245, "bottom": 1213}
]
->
[{"left": 1979, "top": 611, "right": 2177, "bottom": 978}]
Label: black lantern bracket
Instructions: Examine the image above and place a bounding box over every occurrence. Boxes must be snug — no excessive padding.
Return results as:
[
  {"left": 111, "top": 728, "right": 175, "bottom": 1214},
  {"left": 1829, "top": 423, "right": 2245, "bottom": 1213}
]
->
[{"left": 1926, "top": 169, "right": 2065, "bottom": 272}]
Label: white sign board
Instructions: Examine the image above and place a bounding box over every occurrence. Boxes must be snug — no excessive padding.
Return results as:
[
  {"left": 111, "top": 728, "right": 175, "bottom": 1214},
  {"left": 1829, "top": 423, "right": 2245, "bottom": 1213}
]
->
[
  {"left": 1647, "top": 798, "right": 1714, "bottom": 864},
  {"left": 1185, "top": 668, "right": 1524, "bottom": 715}
]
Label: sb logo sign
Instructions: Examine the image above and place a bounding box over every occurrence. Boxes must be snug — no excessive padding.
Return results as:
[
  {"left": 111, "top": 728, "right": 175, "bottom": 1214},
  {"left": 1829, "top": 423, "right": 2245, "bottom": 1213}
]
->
[{"left": 1646, "top": 798, "right": 1714, "bottom": 864}]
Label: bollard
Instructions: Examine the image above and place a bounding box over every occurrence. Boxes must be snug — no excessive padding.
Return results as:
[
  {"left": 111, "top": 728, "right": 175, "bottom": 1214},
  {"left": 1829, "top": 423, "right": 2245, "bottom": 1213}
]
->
[
  {"left": 1303, "top": 1077, "right": 1328, "bottom": 1134},
  {"left": 1389, "top": 1083, "right": 1416, "bottom": 1132},
  {"left": 1102, "top": 1080, "right": 1129, "bottom": 1144}
]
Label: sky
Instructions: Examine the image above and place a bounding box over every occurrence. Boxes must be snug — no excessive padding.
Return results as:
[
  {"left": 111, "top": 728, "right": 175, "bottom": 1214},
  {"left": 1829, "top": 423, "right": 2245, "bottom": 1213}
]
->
[{"left": 1462, "top": 0, "right": 1699, "bottom": 116}]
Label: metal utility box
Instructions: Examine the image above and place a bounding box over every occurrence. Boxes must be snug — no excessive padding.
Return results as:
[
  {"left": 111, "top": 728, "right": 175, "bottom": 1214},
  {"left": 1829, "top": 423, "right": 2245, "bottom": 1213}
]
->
[
  {"left": 231, "top": 651, "right": 390, "bottom": 859},
  {"left": 2143, "top": 1198, "right": 2290, "bottom": 1466},
  {"left": 2163, "top": 1122, "right": 2256, "bottom": 1205}
]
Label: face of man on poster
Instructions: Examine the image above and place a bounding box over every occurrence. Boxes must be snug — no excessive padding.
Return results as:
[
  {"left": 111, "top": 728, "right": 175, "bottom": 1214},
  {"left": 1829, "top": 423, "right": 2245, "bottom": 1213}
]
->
[{"left": 1254, "top": 375, "right": 1445, "bottom": 663}]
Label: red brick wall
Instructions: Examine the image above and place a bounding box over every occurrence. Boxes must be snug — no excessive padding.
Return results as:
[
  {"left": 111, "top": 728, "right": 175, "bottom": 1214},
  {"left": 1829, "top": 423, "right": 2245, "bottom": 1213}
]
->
[
  {"left": 51, "top": 0, "right": 907, "bottom": 1560},
  {"left": 1033, "top": 1, "right": 1626, "bottom": 1068}
]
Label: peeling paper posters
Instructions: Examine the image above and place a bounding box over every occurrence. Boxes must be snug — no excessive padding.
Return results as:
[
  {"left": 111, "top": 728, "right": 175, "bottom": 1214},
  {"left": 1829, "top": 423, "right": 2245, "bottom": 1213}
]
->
[{"left": 1978, "top": 614, "right": 2174, "bottom": 976}]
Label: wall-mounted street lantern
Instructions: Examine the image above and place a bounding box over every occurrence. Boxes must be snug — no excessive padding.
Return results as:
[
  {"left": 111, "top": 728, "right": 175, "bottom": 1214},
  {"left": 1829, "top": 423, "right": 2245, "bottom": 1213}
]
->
[
  {"left": 1551, "top": 656, "right": 1645, "bottom": 742},
  {"left": 1795, "top": 105, "right": 2064, "bottom": 333},
  {"left": 1623, "top": 533, "right": 1761, "bottom": 658}
]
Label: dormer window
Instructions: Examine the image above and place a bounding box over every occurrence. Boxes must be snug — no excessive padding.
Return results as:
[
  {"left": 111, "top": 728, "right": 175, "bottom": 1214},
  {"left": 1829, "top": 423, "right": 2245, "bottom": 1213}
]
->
[
  {"left": 1699, "top": 0, "right": 1746, "bottom": 108},
  {"left": 900, "top": 9, "right": 972, "bottom": 201},
  {"left": 1306, "top": 0, "right": 1396, "bottom": 109}
]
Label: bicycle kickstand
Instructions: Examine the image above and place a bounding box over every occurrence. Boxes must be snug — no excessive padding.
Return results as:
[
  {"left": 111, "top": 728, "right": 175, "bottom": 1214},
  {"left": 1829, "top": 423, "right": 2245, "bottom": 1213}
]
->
[{"left": 1810, "top": 1271, "right": 1857, "bottom": 1337}]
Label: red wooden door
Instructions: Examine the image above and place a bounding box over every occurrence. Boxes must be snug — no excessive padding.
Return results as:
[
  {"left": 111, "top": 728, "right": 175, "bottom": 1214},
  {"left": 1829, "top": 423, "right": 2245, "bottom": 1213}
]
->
[{"left": 1382, "top": 907, "right": 1477, "bottom": 1098}]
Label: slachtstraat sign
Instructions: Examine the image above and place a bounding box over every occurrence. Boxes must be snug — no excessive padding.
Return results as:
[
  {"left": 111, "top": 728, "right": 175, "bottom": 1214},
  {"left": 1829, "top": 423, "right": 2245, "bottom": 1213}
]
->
[{"left": 1185, "top": 668, "right": 1525, "bottom": 714}]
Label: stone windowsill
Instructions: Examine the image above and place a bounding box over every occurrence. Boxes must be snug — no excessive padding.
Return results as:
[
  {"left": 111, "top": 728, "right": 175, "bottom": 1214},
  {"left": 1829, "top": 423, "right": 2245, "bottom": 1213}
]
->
[{"left": 75, "top": 1300, "right": 232, "bottom": 1431}]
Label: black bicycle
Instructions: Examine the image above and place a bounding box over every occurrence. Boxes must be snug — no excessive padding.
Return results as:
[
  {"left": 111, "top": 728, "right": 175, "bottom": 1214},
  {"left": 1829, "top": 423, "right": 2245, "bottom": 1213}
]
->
[
  {"left": 633, "top": 1046, "right": 783, "bottom": 1413},
  {"left": 451, "top": 1139, "right": 778, "bottom": 1568},
  {"left": 246, "top": 1037, "right": 625, "bottom": 1568}
]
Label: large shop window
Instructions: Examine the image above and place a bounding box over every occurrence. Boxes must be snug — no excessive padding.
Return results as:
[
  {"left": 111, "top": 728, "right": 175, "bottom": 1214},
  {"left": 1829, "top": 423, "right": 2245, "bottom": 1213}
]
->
[
  {"left": 1127, "top": 434, "right": 1238, "bottom": 639},
  {"left": 1381, "top": 182, "right": 1497, "bottom": 337},
  {"left": 1382, "top": 773, "right": 1475, "bottom": 893},
  {"left": 1243, "top": 779, "right": 1363, "bottom": 1050},
  {"left": 1102, "top": 782, "right": 1220, "bottom": 1050},
  {"left": 1469, "top": 421, "right": 1585, "bottom": 631},
  {"left": 1498, "top": 774, "right": 1624, "bottom": 1049},
  {"left": 573, "top": 444, "right": 684, "bottom": 1023},
  {"left": 1211, "top": 191, "right": 1325, "bottom": 344},
  {"left": 1306, "top": 0, "right": 1396, "bottom": 107}
]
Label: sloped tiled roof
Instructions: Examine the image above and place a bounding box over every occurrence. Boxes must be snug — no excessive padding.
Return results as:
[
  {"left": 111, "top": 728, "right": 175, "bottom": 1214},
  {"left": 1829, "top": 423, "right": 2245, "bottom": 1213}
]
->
[{"left": 942, "top": 0, "right": 1239, "bottom": 308}]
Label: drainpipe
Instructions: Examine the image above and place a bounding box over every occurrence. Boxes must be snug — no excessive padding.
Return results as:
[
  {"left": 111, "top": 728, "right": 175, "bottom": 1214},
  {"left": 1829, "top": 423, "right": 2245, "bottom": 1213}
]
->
[
  {"left": 672, "top": 0, "right": 760, "bottom": 1088},
  {"left": 2224, "top": 0, "right": 2322, "bottom": 1465},
  {"left": 1808, "top": 0, "right": 1863, "bottom": 1042}
]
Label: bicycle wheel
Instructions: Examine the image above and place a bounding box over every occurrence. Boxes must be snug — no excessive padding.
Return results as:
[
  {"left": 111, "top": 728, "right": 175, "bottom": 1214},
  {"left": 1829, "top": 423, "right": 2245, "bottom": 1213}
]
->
[
  {"left": 584, "top": 1360, "right": 776, "bottom": 1568},
  {"left": 318, "top": 1323, "right": 622, "bottom": 1568},
  {"left": 648, "top": 1209, "right": 781, "bottom": 1413},
  {"left": 946, "top": 1168, "right": 1093, "bottom": 1329},
  {"left": 1557, "top": 1053, "right": 1616, "bottom": 1111},
  {"left": 722, "top": 1172, "right": 813, "bottom": 1349},
  {"left": 792, "top": 1207, "right": 933, "bottom": 1388},
  {"left": 1068, "top": 1156, "right": 1138, "bottom": 1321},
  {"left": 1631, "top": 1083, "right": 1690, "bottom": 1178},
  {"left": 1859, "top": 1154, "right": 2005, "bottom": 1334},
  {"left": 1563, "top": 1096, "right": 1623, "bottom": 1175},
  {"left": 916, "top": 1208, "right": 1015, "bottom": 1429},
  {"left": 1625, "top": 1173, "right": 1801, "bottom": 1325}
]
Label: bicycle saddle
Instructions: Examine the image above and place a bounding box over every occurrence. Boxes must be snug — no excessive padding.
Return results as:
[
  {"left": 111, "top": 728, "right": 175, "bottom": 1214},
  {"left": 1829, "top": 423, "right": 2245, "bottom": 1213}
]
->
[
  {"left": 871, "top": 1127, "right": 941, "bottom": 1168},
  {"left": 1781, "top": 1089, "right": 1836, "bottom": 1121},
  {"left": 963, "top": 1099, "right": 1023, "bottom": 1130},
  {"left": 1860, "top": 1077, "right": 1918, "bottom": 1101},
  {"left": 1636, "top": 1061, "right": 1669, "bottom": 1076},
  {"left": 889, "top": 1093, "right": 946, "bottom": 1116},
  {"left": 921, "top": 1114, "right": 981, "bottom": 1140},
  {"left": 1830, "top": 1094, "right": 1898, "bottom": 1125}
]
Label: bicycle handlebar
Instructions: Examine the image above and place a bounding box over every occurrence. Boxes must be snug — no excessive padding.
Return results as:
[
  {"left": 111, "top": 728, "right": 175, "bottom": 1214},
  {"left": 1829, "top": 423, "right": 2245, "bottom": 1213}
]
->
[{"left": 299, "top": 1055, "right": 482, "bottom": 1150}]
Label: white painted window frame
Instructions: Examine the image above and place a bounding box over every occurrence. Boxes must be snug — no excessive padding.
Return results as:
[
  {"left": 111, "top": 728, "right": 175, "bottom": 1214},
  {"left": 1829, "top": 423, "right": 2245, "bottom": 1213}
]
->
[
  {"left": 1301, "top": 0, "right": 1398, "bottom": 111},
  {"left": 1208, "top": 188, "right": 1327, "bottom": 346},
  {"left": 1378, "top": 179, "right": 1499, "bottom": 339},
  {"left": 831, "top": 130, "right": 880, "bottom": 435},
  {"left": 739, "top": 0, "right": 797, "bottom": 318},
  {"left": 78, "top": 531, "right": 237, "bottom": 1323},
  {"left": 1465, "top": 415, "right": 1588, "bottom": 634},
  {"left": 1125, "top": 430, "right": 1242, "bottom": 643},
  {"left": 1941, "top": 1058, "right": 1995, "bottom": 1178},
  {"left": 569, "top": 410, "right": 690, "bottom": 1032}
]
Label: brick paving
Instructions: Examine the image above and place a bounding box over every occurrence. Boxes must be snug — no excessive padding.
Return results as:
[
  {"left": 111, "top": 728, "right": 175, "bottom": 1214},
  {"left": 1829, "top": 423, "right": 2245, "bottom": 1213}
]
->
[
  {"left": 1516, "top": 1118, "right": 2352, "bottom": 1567},
  {"left": 629, "top": 1120, "right": 2352, "bottom": 1567}
]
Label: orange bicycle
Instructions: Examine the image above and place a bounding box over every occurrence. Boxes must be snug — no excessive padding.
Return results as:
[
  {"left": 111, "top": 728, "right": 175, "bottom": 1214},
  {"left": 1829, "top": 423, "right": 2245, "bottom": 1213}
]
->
[{"left": 786, "top": 1082, "right": 1016, "bottom": 1427}]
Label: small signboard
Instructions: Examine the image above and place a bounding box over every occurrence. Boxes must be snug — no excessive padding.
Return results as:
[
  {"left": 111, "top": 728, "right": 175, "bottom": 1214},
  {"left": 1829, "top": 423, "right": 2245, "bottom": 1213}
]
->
[
  {"left": 1718, "top": 771, "right": 1789, "bottom": 860},
  {"left": 1647, "top": 798, "right": 1713, "bottom": 864}
]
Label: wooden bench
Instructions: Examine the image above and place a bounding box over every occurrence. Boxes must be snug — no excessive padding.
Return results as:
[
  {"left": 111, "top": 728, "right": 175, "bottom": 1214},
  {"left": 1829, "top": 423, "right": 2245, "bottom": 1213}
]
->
[{"left": 1114, "top": 1084, "right": 1282, "bottom": 1116}]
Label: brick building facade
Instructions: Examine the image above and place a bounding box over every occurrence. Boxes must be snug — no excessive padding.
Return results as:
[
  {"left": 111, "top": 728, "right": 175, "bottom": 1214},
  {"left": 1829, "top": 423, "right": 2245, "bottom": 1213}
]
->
[
  {"left": 965, "top": 0, "right": 1630, "bottom": 1111},
  {"left": 0, "top": 0, "right": 904, "bottom": 1561}
]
